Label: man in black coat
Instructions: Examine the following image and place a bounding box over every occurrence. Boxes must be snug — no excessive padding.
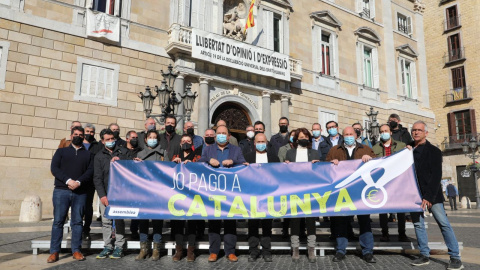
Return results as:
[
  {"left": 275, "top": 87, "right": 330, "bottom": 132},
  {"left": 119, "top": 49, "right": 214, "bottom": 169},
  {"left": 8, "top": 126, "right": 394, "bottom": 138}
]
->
[
  {"left": 48, "top": 126, "right": 93, "bottom": 263},
  {"left": 318, "top": 121, "right": 344, "bottom": 161},
  {"left": 409, "top": 121, "right": 463, "bottom": 269},
  {"left": 244, "top": 133, "right": 280, "bottom": 263},
  {"left": 239, "top": 125, "right": 255, "bottom": 156},
  {"left": 388, "top": 114, "right": 413, "bottom": 144},
  {"left": 160, "top": 115, "right": 181, "bottom": 161},
  {"left": 269, "top": 117, "right": 290, "bottom": 155}
]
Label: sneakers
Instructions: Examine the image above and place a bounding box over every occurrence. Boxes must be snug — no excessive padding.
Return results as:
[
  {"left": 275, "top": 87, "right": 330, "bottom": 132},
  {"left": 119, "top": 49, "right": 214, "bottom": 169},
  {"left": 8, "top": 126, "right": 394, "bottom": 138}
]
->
[
  {"left": 411, "top": 255, "right": 430, "bottom": 266},
  {"left": 447, "top": 258, "right": 464, "bottom": 270},
  {"left": 96, "top": 247, "right": 113, "bottom": 259},
  {"left": 110, "top": 247, "right": 123, "bottom": 259}
]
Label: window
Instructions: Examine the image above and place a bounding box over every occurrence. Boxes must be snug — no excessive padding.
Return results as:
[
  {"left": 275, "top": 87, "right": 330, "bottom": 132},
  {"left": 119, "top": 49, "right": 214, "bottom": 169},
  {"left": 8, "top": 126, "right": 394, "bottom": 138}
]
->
[
  {"left": 273, "top": 15, "right": 281, "bottom": 53},
  {"left": 446, "top": 5, "right": 459, "bottom": 30},
  {"left": 263, "top": 10, "right": 283, "bottom": 53},
  {"left": 363, "top": 47, "right": 373, "bottom": 87},
  {"left": 356, "top": 0, "right": 375, "bottom": 19},
  {"left": 320, "top": 34, "right": 331, "bottom": 75},
  {"left": 87, "top": 0, "right": 121, "bottom": 16},
  {"left": 190, "top": 0, "right": 213, "bottom": 31},
  {"left": 447, "top": 110, "right": 476, "bottom": 140},
  {"left": 455, "top": 111, "right": 471, "bottom": 136},
  {"left": 0, "top": 41, "right": 10, "bottom": 90},
  {"left": 311, "top": 11, "right": 341, "bottom": 79},
  {"left": 399, "top": 58, "right": 417, "bottom": 99},
  {"left": 318, "top": 108, "right": 338, "bottom": 136},
  {"left": 74, "top": 58, "right": 119, "bottom": 106},
  {"left": 447, "top": 33, "right": 463, "bottom": 61},
  {"left": 451, "top": 66, "right": 466, "bottom": 90},
  {"left": 397, "top": 13, "right": 412, "bottom": 35}
]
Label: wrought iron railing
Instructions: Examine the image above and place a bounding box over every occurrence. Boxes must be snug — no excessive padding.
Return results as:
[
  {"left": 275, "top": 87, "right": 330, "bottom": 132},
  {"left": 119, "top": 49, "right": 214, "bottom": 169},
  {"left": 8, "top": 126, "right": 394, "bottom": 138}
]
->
[
  {"left": 442, "top": 133, "right": 478, "bottom": 150},
  {"left": 362, "top": 8, "right": 370, "bottom": 18},
  {"left": 444, "top": 86, "right": 472, "bottom": 104},
  {"left": 444, "top": 47, "right": 465, "bottom": 64},
  {"left": 444, "top": 15, "right": 461, "bottom": 31}
]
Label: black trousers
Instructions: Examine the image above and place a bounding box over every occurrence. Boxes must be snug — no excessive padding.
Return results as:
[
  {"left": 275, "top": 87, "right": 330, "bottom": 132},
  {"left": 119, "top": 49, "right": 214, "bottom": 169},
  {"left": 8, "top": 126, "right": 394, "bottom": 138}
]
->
[
  {"left": 379, "top": 213, "right": 406, "bottom": 235},
  {"left": 208, "top": 220, "right": 237, "bottom": 256},
  {"left": 83, "top": 187, "right": 95, "bottom": 233},
  {"left": 290, "top": 217, "right": 316, "bottom": 236},
  {"left": 331, "top": 215, "right": 371, "bottom": 238},
  {"left": 248, "top": 219, "right": 273, "bottom": 256},
  {"left": 448, "top": 196, "right": 457, "bottom": 210},
  {"left": 171, "top": 220, "right": 203, "bottom": 246}
]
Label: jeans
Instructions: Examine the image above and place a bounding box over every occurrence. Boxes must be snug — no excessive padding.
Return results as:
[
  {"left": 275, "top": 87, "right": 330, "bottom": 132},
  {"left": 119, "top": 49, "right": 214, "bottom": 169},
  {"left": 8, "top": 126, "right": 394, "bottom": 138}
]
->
[
  {"left": 208, "top": 220, "right": 237, "bottom": 256},
  {"left": 99, "top": 203, "right": 125, "bottom": 249},
  {"left": 331, "top": 215, "right": 373, "bottom": 255},
  {"left": 139, "top": 220, "right": 163, "bottom": 243},
  {"left": 50, "top": 189, "right": 86, "bottom": 254},
  {"left": 411, "top": 203, "right": 460, "bottom": 260}
]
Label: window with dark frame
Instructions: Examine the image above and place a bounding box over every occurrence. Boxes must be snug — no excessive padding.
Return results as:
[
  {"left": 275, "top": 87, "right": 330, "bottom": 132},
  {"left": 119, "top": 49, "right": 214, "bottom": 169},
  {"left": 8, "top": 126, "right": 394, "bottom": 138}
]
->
[
  {"left": 93, "top": 0, "right": 116, "bottom": 15},
  {"left": 321, "top": 33, "right": 331, "bottom": 75},
  {"left": 273, "top": 15, "right": 281, "bottom": 53},
  {"left": 451, "top": 66, "right": 466, "bottom": 90},
  {"left": 447, "top": 33, "right": 462, "bottom": 61},
  {"left": 447, "top": 109, "right": 477, "bottom": 140},
  {"left": 446, "top": 5, "right": 459, "bottom": 29}
]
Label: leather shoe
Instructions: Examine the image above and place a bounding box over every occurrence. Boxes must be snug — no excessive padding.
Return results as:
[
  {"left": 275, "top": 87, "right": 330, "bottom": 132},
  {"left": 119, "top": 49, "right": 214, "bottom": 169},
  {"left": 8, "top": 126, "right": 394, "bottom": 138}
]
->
[
  {"left": 73, "top": 251, "right": 85, "bottom": 261},
  {"left": 47, "top": 252, "right": 59, "bottom": 263},
  {"left": 363, "top": 253, "right": 376, "bottom": 263},
  {"left": 208, "top": 253, "right": 218, "bottom": 262},
  {"left": 332, "top": 252, "right": 345, "bottom": 262},
  {"left": 227, "top": 254, "right": 238, "bottom": 262}
]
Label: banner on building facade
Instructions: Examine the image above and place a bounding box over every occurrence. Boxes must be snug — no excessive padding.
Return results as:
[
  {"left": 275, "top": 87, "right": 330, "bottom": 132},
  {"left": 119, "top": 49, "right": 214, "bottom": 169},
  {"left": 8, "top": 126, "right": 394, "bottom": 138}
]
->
[
  {"left": 86, "top": 9, "right": 120, "bottom": 43},
  {"left": 191, "top": 28, "right": 291, "bottom": 81},
  {"left": 105, "top": 149, "right": 422, "bottom": 220}
]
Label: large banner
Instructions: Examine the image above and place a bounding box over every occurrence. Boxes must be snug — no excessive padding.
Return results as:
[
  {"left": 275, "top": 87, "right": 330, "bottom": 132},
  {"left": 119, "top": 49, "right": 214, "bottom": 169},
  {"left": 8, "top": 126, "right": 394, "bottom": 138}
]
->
[
  {"left": 105, "top": 149, "right": 422, "bottom": 220},
  {"left": 191, "top": 28, "right": 291, "bottom": 81}
]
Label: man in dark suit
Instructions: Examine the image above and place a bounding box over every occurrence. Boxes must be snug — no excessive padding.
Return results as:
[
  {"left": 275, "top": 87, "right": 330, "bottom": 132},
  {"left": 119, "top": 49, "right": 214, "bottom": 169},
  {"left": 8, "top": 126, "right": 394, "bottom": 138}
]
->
[
  {"left": 319, "top": 121, "right": 344, "bottom": 161},
  {"left": 409, "top": 121, "right": 463, "bottom": 269},
  {"left": 269, "top": 117, "right": 290, "bottom": 155},
  {"left": 160, "top": 115, "right": 181, "bottom": 161},
  {"left": 244, "top": 133, "right": 279, "bottom": 263},
  {"left": 198, "top": 125, "right": 246, "bottom": 263}
]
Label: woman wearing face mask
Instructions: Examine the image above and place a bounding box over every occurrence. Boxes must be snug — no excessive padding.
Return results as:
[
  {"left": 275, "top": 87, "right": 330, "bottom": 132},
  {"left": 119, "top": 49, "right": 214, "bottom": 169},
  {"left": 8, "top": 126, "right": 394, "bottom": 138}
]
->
[
  {"left": 278, "top": 129, "right": 297, "bottom": 162},
  {"left": 133, "top": 130, "right": 165, "bottom": 261},
  {"left": 170, "top": 134, "right": 202, "bottom": 262},
  {"left": 284, "top": 128, "right": 320, "bottom": 263}
]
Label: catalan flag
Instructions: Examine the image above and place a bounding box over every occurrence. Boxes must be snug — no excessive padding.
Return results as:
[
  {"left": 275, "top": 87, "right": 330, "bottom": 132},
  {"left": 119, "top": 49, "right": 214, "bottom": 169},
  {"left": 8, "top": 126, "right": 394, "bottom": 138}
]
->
[{"left": 245, "top": 0, "right": 255, "bottom": 32}]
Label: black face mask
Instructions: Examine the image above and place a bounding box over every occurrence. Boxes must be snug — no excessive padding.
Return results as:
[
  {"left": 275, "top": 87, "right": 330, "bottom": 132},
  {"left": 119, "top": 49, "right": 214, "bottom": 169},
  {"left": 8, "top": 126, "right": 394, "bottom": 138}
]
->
[
  {"left": 165, "top": 125, "right": 175, "bottom": 134},
  {"left": 113, "top": 131, "right": 120, "bottom": 139},
  {"left": 205, "top": 137, "right": 215, "bottom": 145},
  {"left": 389, "top": 121, "right": 398, "bottom": 129},
  {"left": 280, "top": 125, "right": 288, "bottom": 133},
  {"left": 186, "top": 128, "right": 194, "bottom": 136},
  {"left": 181, "top": 143, "right": 192, "bottom": 151},
  {"left": 85, "top": 134, "right": 95, "bottom": 142},
  {"left": 72, "top": 136, "right": 84, "bottom": 146},
  {"left": 298, "top": 139, "right": 309, "bottom": 147},
  {"left": 130, "top": 138, "right": 138, "bottom": 148},
  {"left": 355, "top": 129, "right": 361, "bottom": 137}
]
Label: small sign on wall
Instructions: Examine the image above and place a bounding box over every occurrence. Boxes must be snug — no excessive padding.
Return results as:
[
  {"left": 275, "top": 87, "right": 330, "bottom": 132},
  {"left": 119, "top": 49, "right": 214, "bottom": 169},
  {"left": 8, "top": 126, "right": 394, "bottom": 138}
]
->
[{"left": 86, "top": 9, "right": 120, "bottom": 43}]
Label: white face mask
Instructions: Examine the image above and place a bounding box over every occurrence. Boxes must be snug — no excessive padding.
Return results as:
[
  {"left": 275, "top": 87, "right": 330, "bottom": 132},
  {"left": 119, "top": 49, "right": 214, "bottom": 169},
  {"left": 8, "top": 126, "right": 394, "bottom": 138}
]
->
[{"left": 246, "top": 131, "right": 255, "bottom": 139}]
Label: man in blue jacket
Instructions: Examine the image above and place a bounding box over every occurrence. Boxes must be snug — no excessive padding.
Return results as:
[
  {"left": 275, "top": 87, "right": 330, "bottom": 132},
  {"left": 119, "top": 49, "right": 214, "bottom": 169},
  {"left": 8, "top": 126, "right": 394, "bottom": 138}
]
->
[
  {"left": 319, "top": 121, "right": 344, "bottom": 161},
  {"left": 48, "top": 126, "right": 94, "bottom": 263},
  {"left": 198, "top": 125, "right": 246, "bottom": 263}
]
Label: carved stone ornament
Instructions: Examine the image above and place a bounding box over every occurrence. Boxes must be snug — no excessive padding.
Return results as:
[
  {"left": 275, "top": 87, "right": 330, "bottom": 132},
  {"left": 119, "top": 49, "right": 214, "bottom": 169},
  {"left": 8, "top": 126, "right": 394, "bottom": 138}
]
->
[
  {"left": 223, "top": 0, "right": 249, "bottom": 41},
  {"left": 414, "top": 0, "right": 425, "bottom": 13}
]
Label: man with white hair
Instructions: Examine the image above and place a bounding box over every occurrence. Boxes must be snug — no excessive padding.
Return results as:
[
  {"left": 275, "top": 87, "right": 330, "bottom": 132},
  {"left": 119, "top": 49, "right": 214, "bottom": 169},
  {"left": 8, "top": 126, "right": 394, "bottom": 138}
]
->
[
  {"left": 138, "top": 118, "right": 156, "bottom": 149},
  {"left": 184, "top": 121, "right": 204, "bottom": 149}
]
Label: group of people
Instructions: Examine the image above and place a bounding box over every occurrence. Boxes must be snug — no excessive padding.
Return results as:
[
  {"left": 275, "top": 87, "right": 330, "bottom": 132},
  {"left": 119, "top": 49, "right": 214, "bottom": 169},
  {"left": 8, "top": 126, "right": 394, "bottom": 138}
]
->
[{"left": 47, "top": 114, "right": 464, "bottom": 269}]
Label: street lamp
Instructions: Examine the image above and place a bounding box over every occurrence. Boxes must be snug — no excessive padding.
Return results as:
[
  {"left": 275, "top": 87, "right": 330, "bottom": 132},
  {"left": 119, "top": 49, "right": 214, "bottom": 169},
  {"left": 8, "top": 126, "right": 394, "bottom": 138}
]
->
[
  {"left": 139, "top": 64, "right": 197, "bottom": 124},
  {"left": 365, "top": 107, "right": 380, "bottom": 145},
  {"left": 461, "top": 137, "right": 480, "bottom": 209}
]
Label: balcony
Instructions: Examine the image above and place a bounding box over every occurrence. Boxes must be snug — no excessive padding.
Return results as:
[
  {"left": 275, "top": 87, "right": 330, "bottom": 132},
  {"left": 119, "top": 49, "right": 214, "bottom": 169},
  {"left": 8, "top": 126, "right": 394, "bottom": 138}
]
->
[
  {"left": 444, "top": 86, "right": 472, "bottom": 104},
  {"left": 165, "top": 24, "right": 303, "bottom": 80},
  {"left": 444, "top": 47, "right": 465, "bottom": 65},
  {"left": 442, "top": 133, "right": 478, "bottom": 151},
  {"left": 444, "top": 15, "right": 461, "bottom": 31}
]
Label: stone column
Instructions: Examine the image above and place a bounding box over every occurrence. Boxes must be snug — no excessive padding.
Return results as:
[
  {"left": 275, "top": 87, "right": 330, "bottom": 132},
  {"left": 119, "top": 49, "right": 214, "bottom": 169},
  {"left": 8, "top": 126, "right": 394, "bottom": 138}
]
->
[
  {"left": 262, "top": 91, "right": 272, "bottom": 138},
  {"left": 174, "top": 72, "right": 186, "bottom": 130},
  {"left": 281, "top": 94, "right": 290, "bottom": 119},
  {"left": 197, "top": 77, "right": 211, "bottom": 136}
]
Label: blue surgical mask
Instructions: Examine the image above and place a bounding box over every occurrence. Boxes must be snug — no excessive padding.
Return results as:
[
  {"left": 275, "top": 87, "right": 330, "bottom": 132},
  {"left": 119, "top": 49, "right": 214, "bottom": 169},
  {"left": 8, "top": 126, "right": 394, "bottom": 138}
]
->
[
  {"left": 380, "top": 132, "right": 391, "bottom": 141},
  {"left": 289, "top": 136, "right": 294, "bottom": 143},
  {"left": 105, "top": 141, "right": 115, "bottom": 149},
  {"left": 147, "top": 139, "right": 157, "bottom": 148},
  {"left": 256, "top": 143, "right": 267, "bottom": 152},
  {"left": 216, "top": 134, "right": 227, "bottom": 144},
  {"left": 328, "top": 128, "right": 338, "bottom": 137},
  {"left": 344, "top": 136, "right": 355, "bottom": 146},
  {"left": 312, "top": 130, "right": 321, "bottom": 138}
]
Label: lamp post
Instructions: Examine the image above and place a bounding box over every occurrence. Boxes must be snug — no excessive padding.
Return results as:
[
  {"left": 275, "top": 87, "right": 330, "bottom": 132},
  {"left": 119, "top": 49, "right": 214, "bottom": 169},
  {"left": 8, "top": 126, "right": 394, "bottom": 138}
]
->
[
  {"left": 461, "top": 137, "right": 480, "bottom": 209},
  {"left": 138, "top": 64, "right": 197, "bottom": 124},
  {"left": 365, "top": 107, "right": 380, "bottom": 145}
]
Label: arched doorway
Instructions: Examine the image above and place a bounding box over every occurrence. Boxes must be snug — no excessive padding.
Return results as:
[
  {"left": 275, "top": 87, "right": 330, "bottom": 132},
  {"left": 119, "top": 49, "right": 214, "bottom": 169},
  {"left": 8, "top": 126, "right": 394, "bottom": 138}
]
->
[{"left": 211, "top": 102, "right": 251, "bottom": 142}]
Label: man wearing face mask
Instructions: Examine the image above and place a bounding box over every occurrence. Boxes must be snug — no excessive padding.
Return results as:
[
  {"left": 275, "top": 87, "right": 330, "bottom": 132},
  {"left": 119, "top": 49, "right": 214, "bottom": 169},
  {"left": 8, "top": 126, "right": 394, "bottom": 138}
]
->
[
  {"left": 160, "top": 115, "right": 181, "bottom": 161},
  {"left": 82, "top": 123, "right": 97, "bottom": 151},
  {"left": 326, "top": 126, "right": 376, "bottom": 264},
  {"left": 184, "top": 121, "right": 204, "bottom": 149},
  {"left": 239, "top": 125, "right": 255, "bottom": 156},
  {"left": 216, "top": 119, "right": 238, "bottom": 146},
  {"left": 138, "top": 118, "right": 156, "bottom": 149},
  {"left": 93, "top": 129, "right": 131, "bottom": 259},
  {"left": 244, "top": 133, "right": 279, "bottom": 262},
  {"left": 58, "top": 121, "right": 82, "bottom": 148},
  {"left": 372, "top": 124, "right": 408, "bottom": 242},
  {"left": 352, "top": 123, "right": 372, "bottom": 148},
  {"left": 47, "top": 126, "right": 93, "bottom": 263},
  {"left": 311, "top": 123, "right": 326, "bottom": 156},
  {"left": 81, "top": 123, "right": 98, "bottom": 240},
  {"left": 198, "top": 125, "right": 246, "bottom": 263},
  {"left": 388, "top": 114, "right": 413, "bottom": 144},
  {"left": 270, "top": 117, "right": 290, "bottom": 155},
  {"left": 319, "top": 121, "right": 344, "bottom": 161},
  {"left": 108, "top": 123, "right": 126, "bottom": 147}
]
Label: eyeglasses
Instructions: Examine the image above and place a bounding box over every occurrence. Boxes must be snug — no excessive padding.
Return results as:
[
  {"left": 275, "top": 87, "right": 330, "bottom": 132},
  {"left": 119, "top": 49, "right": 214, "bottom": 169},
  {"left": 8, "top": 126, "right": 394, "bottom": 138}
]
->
[{"left": 411, "top": 129, "right": 425, "bottom": 133}]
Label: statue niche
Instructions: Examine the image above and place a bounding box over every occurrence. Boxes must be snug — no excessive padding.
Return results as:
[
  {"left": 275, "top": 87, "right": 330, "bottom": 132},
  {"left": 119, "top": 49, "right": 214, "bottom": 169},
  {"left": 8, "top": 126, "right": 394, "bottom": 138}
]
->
[{"left": 223, "top": 0, "right": 248, "bottom": 41}]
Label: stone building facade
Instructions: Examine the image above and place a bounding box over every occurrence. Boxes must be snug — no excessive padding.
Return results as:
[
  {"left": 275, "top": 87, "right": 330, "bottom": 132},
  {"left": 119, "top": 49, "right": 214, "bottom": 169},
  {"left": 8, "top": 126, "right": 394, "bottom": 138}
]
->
[
  {"left": 0, "top": 0, "right": 435, "bottom": 216},
  {"left": 424, "top": 0, "right": 480, "bottom": 202}
]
